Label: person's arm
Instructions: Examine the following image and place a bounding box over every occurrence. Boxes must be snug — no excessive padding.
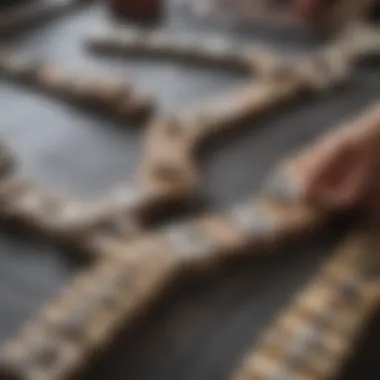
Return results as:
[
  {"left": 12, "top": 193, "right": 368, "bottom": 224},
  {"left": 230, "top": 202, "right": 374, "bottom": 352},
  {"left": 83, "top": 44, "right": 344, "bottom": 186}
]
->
[{"left": 295, "top": 103, "right": 380, "bottom": 210}]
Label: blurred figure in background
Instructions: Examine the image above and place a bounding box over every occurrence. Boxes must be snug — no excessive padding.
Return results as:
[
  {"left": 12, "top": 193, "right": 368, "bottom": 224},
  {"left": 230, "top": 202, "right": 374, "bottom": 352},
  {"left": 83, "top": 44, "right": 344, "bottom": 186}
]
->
[
  {"left": 294, "top": 0, "right": 379, "bottom": 32},
  {"left": 108, "top": 0, "right": 162, "bottom": 20},
  {"left": 192, "top": 0, "right": 379, "bottom": 33}
]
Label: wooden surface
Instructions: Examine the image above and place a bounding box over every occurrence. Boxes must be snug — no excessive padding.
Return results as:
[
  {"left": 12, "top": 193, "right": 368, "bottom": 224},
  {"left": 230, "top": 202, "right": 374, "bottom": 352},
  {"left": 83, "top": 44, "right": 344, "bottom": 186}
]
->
[{"left": 0, "top": 1, "right": 379, "bottom": 380}]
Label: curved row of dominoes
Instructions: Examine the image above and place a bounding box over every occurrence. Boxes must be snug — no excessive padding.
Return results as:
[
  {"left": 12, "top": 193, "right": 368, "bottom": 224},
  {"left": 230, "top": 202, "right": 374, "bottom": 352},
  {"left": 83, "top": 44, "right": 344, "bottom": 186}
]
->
[
  {"left": 0, "top": 53, "right": 379, "bottom": 261},
  {"left": 138, "top": 23, "right": 380, "bottom": 189},
  {"left": 232, "top": 224, "right": 380, "bottom": 380},
  {"left": 0, "top": 249, "right": 173, "bottom": 380},
  {"left": 2, "top": 101, "right": 380, "bottom": 380},
  {"left": 1, "top": 162, "right": 376, "bottom": 380},
  {"left": 0, "top": 20, "right": 378, "bottom": 380},
  {"left": 0, "top": 23, "right": 377, "bottom": 257},
  {"left": 86, "top": 23, "right": 379, "bottom": 85},
  {"left": 138, "top": 78, "right": 304, "bottom": 194},
  {"left": 0, "top": 177, "right": 143, "bottom": 249},
  {"left": 0, "top": 138, "right": 201, "bottom": 256},
  {"left": 0, "top": 78, "right": 305, "bottom": 256},
  {"left": 0, "top": 71, "right": 325, "bottom": 258},
  {"left": 86, "top": 26, "right": 282, "bottom": 77},
  {"left": 0, "top": 160, "right": 323, "bottom": 380},
  {"left": 0, "top": 52, "right": 153, "bottom": 120},
  {"left": 0, "top": 145, "right": 149, "bottom": 254}
]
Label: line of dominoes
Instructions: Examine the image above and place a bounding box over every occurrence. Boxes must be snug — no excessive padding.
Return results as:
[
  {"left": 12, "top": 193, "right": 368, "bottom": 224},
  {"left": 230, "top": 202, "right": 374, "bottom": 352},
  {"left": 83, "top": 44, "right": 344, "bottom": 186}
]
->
[
  {"left": 86, "top": 23, "right": 379, "bottom": 84},
  {"left": 0, "top": 20, "right": 378, "bottom": 380},
  {"left": 0, "top": 157, "right": 324, "bottom": 380},
  {"left": 0, "top": 52, "right": 153, "bottom": 120},
  {"left": 86, "top": 26, "right": 283, "bottom": 77},
  {"left": 232, "top": 223, "right": 380, "bottom": 380}
]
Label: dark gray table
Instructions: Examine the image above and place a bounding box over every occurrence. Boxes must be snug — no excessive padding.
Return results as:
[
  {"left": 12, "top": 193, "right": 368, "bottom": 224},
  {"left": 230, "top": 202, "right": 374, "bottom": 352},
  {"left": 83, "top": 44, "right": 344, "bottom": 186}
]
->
[{"left": 0, "top": 2, "right": 379, "bottom": 379}]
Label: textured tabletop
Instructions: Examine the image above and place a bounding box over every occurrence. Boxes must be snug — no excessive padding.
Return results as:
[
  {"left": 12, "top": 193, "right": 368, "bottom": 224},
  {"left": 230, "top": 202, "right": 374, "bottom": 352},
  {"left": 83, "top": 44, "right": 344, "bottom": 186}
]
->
[{"left": 0, "top": 2, "right": 379, "bottom": 380}]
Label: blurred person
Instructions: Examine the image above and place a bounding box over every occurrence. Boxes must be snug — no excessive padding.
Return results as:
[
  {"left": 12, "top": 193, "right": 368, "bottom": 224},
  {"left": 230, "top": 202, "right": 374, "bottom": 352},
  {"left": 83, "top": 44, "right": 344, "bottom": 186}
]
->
[
  {"left": 108, "top": 0, "right": 162, "bottom": 20},
  {"left": 295, "top": 104, "right": 380, "bottom": 211},
  {"left": 193, "top": 0, "right": 379, "bottom": 33},
  {"left": 293, "top": 0, "right": 380, "bottom": 32}
]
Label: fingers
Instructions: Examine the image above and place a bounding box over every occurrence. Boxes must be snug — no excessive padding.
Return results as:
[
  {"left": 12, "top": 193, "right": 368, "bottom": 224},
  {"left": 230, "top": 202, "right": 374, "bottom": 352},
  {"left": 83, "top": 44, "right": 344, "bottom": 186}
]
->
[
  {"left": 300, "top": 138, "right": 354, "bottom": 204},
  {"left": 296, "top": 103, "right": 380, "bottom": 211},
  {"left": 324, "top": 154, "right": 372, "bottom": 209},
  {"left": 302, "top": 138, "right": 376, "bottom": 210}
]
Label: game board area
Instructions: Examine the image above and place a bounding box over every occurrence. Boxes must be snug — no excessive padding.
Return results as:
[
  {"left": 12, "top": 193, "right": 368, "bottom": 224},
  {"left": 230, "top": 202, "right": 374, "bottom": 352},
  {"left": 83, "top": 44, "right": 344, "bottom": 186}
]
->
[{"left": 0, "top": 1, "right": 379, "bottom": 380}]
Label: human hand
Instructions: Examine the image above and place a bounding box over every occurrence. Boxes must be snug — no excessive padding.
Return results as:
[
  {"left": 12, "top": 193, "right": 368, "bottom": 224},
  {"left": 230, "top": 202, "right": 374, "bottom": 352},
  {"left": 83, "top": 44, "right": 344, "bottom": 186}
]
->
[{"left": 295, "top": 104, "right": 380, "bottom": 211}]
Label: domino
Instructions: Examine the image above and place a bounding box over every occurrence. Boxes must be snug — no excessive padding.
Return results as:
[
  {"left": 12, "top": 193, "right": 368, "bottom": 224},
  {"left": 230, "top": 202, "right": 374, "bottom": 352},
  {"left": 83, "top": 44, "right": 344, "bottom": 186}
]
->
[
  {"left": 181, "top": 79, "right": 304, "bottom": 144},
  {"left": 294, "top": 51, "right": 351, "bottom": 92},
  {"left": 0, "top": 148, "right": 165, "bottom": 254},
  {"left": 239, "top": 44, "right": 288, "bottom": 80},
  {"left": 0, "top": 52, "right": 42, "bottom": 83},
  {"left": 232, "top": 225, "right": 380, "bottom": 380},
  {"left": 294, "top": 24, "right": 380, "bottom": 93},
  {"left": 0, "top": 177, "right": 142, "bottom": 252},
  {"left": 0, "top": 178, "right": 80, "bottom": 237},
  {"left": 138, "top": 117, "right": 198, "bottom": 194},
  {"left": 35, "top": 63, "right": 153, "bottom": 120},
  {"left": 339, "top": 24, "right": 380, "bottom": 63}
]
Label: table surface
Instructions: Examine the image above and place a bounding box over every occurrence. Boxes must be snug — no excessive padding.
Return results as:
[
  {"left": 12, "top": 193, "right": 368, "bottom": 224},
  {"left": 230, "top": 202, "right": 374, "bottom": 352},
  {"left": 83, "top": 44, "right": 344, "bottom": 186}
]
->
[{"left": 0, "top": 2, "right": 379, "bottom": 380}]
